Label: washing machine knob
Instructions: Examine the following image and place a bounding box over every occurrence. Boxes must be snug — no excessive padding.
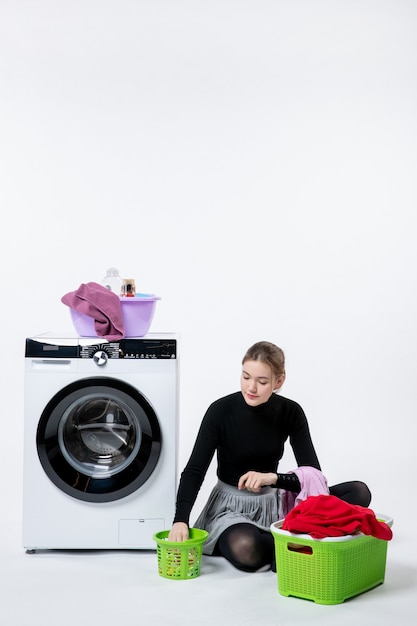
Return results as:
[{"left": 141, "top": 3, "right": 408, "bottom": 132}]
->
[{"left": 93, "top": 350, "right": 108, "bottom": 366}]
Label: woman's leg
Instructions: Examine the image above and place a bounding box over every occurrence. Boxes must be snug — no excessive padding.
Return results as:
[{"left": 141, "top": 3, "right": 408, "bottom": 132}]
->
[
  {"left": 215, "top": 523, "right": 274, "bottom": 572},
  {"left": 329, "top": 481, "right": 371, "bottom": 507}
]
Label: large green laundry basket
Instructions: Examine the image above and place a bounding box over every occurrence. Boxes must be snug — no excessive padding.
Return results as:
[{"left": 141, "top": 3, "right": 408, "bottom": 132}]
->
[
  {"left": 271, "top": 514, "right": 393, "bottom": 605},
  {"left": 153, "top": 528, "right": 209, "bottom": 580}
]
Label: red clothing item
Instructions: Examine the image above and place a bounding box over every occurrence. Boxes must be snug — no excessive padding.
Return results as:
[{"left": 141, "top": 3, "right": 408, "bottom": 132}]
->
[{"left": 282, "top": 494, "right": 393, "bottom": 540}]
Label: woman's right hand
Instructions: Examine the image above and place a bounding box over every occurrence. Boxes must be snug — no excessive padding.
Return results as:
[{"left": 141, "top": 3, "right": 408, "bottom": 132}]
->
[{"left": 168, "top": 522, "right": 189, "bottom": 542}]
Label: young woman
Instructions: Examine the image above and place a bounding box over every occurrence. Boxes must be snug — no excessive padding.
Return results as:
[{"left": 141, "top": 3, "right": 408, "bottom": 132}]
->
[{"left": 169, "top": 341, "right": 371, "bottom": 572}]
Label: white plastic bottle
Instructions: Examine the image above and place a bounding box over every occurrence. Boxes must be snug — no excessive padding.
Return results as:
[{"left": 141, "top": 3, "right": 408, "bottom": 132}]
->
[{"left": 101, "top": 268, "right": 125, "bottom": 295}]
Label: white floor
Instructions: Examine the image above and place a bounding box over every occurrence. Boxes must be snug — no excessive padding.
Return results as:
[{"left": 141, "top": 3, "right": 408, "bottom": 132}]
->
[{"left": 1, "top": 514, "right": 415, "bottom": 626}]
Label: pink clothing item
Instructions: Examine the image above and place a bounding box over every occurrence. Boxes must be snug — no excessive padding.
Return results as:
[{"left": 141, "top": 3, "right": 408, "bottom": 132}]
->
[
  {"left": 62, "top": 282, "right": 125, "bottom": 341},
  {"left": 282, "top": 494, "right": 393, "bottom": 540},
  {"left": 279, "top": 466, "right": 329, "bottom": 518}
]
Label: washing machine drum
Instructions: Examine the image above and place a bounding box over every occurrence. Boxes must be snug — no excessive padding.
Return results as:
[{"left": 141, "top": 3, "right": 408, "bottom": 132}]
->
[{"left": 36, "top": 377, "right": 162, "bottom": 502}]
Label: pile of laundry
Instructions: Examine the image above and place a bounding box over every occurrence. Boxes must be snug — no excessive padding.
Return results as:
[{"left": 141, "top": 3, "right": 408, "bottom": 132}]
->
[
  {"left": 282, "top": 494, "right": 393, "bottom": 540},
  {"left": 279, "top": 466, "right": 393, "bottom": 541}
]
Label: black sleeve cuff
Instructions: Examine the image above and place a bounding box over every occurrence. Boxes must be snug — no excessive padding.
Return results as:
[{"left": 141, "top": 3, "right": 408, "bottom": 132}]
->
[{"left": 275, "top": 473, "right": 301, "bottom": 492}]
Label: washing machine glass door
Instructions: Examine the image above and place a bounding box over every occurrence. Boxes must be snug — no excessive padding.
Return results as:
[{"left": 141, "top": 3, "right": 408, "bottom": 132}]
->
[{"left": 37, "top": 377, "right": 161, "bottom": 502}]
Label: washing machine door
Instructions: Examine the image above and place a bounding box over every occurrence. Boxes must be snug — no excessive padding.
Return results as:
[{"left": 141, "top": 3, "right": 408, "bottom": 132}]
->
[{"left": 36, "top": 377, "right": 161, "bottom": 502}]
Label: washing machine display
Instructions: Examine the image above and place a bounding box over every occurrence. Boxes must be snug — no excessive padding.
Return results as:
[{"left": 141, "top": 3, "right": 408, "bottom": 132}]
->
[{"left": 23, "top": 333, "right": 178, "bottom": 551}]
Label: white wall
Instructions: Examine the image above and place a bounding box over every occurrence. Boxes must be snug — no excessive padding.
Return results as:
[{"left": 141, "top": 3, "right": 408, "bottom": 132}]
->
[{"left": 1, "top": 1, "right": 415, "bottom": 533}]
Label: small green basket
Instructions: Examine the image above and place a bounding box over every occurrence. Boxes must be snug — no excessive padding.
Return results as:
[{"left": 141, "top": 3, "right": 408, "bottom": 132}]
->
[
  {"left": 153, "top": 528, "right": 209, "bottom": 580},
  {"left": 271, "top": 514, "right": 393, "bottom": 605}
]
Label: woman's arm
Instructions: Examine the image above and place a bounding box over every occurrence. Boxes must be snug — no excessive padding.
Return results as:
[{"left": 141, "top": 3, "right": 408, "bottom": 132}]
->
[
  {"left": 172, "top": 409, "right": 218, "bottom": 525},
  {"left": 237, "top": 471, "right": 301, "bottom": 492},
  {"left": 289, "top": 404, "right": 321, "bottom": 470}
]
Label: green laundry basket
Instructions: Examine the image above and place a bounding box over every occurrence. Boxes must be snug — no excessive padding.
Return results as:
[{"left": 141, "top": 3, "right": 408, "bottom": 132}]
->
[
  {"left": 153, "top": 528, "right": 209, "bottom": 580},
  {"left": 270, "top": 514, "right": 393, "bottom": 604}
]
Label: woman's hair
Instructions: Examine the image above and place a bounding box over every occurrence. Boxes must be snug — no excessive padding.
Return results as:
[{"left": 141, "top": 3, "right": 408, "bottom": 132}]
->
[{"left": 242, "top": 341, "right": 285, "bottom": 379}]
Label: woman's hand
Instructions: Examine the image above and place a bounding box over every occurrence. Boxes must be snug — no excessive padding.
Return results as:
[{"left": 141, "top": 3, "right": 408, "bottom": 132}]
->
[
  {"left": 238, "top": 471, "right": 277, "bottom": 493},
  {"left": 168, "top": 522, "right": 189, "bottom": 542}
]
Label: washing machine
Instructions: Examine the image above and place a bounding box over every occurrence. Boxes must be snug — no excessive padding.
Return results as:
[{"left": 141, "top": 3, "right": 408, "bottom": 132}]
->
[{"left": 22, "top": 332, "right": 179, "bottom": 551}]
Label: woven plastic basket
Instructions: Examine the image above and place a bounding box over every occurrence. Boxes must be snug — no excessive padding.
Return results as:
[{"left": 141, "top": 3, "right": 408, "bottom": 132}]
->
[
  {"left": 153, "top": 528, "right": 209, "bottom": 580},
  {"left": 271, "top": 514, "right": 393, "bottom": 604}
]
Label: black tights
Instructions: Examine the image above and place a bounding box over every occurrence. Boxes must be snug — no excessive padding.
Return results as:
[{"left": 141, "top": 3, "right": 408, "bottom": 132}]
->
[
  {"left": 328, "top": 480, "right": 371, "bottom": 507},
  {"left": 215, "top": 480, "right": 371, "bottom": 572},
  {"left": 216, "top": 523, "right": 274, "bottom": 572}
]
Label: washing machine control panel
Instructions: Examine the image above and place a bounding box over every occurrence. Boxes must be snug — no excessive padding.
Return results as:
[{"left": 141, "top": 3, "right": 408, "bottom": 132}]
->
[
  {"left": 80, "top": 343, "right": 121, "bottom": 360},
  {"left": 25, "top": 336, "right": 177, "bottom": 360},
  {"left": 81, "top": 340, "right": 177, "bottom": 360}
]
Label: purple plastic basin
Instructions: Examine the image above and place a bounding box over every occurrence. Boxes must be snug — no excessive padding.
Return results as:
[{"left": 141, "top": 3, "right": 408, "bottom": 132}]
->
[{"left": 69, "top": 296, "right": 160, "bottom": 338}]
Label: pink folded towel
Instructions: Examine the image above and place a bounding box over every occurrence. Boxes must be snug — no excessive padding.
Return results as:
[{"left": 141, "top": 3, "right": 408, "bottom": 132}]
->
[{"left": 61, "top": 282, "right": 125, "bottom": 341}]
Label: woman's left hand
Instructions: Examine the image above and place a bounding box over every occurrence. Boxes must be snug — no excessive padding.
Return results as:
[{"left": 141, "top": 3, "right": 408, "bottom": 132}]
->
[{"left": 238, "top": 471, "right": 277, "bottom": 493}]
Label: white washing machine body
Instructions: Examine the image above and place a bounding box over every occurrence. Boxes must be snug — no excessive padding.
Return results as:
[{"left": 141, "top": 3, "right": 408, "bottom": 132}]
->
[{"left": 23, "top": 332, "right": 179, "bottom": 551}]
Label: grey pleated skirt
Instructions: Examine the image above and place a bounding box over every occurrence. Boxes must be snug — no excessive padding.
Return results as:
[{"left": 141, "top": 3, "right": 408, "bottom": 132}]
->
[{"left": 193, "top": 480, "right": 281, "bottom": 555}]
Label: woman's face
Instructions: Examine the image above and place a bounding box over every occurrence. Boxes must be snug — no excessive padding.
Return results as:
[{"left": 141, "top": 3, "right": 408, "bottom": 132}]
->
[{"left": 240, "top": 359, "right": 285, "bottom": 407}]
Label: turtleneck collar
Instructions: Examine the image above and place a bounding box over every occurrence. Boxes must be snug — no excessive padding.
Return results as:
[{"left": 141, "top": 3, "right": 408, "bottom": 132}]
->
[{"left": 238, "top": 390, "right": 276, "bottom": 413}]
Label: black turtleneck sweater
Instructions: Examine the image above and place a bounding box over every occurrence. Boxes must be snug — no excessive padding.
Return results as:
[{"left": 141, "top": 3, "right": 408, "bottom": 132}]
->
[{"left": 173, "top": 391, "right": 321, "bottom": 525}]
